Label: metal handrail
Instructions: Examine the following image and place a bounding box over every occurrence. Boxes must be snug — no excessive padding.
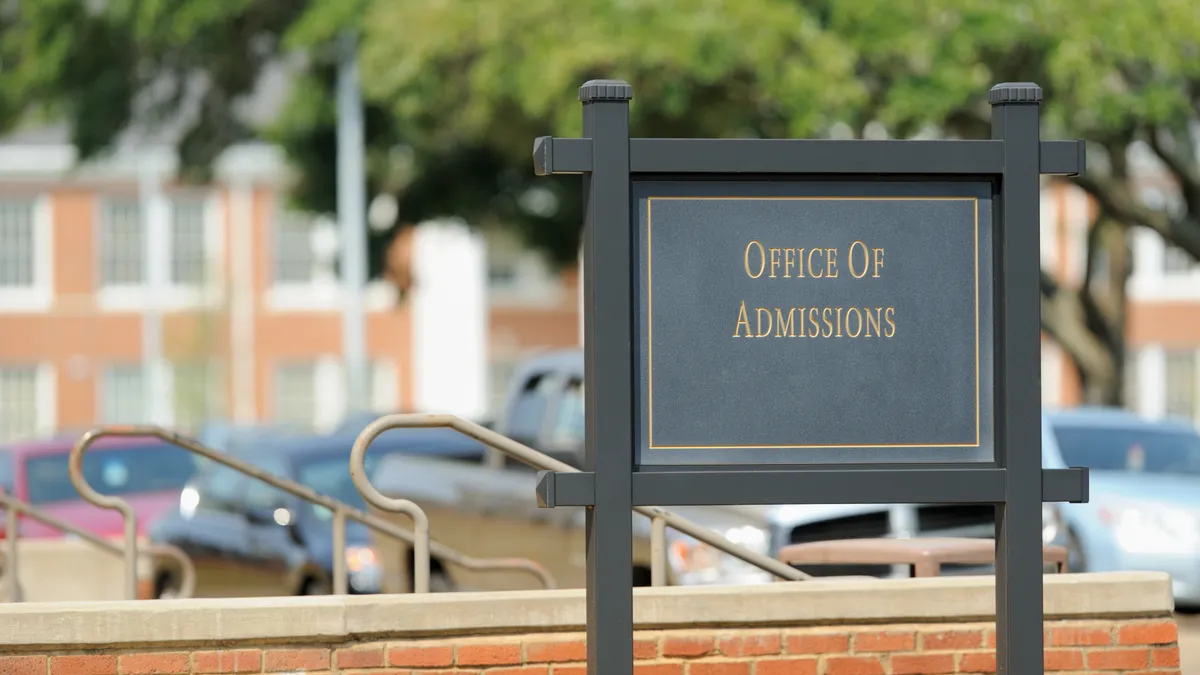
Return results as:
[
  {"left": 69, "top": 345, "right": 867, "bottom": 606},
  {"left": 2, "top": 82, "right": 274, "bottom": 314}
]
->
[
  {"left": 0, "top": 491, "right": 196, "bottom": 602},
  {"left": 69, "top": 426, "right": 555, "bottom": 599},
  {"left": 350, "top": 414, "right": 810, "bottom": 585}
]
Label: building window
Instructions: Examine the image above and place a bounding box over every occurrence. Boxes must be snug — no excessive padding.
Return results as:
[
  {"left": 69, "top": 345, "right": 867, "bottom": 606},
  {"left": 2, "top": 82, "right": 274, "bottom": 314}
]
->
[
  {"left": 1164, "top": 351, "right": 1197, "bottom": 423},
  {"left": 0, "top": 366, "right": 39, "bottom": 443},
  {"left": 273, "top": 211, "right": 322, "bottom": 285},
  {"left": 99, "top": 198, "right": 143, "bottom": 287},
  {"left": 170, "top": 197, "right": 208, "bottom": 286},
  {"left": 99, "top": 195, "right": 211, "bottom": 292},
  {"left": 101, "top": 364, "right": 146, "bottom": 425},
  {"left": 273, "top": 362, "right": 318, "bottom": 430},
  {"left": 172, "top": 360, "right": 221, "bottom": 432},
  {"left": 0, "top": 200, "right": 36, "bottom": 290}
]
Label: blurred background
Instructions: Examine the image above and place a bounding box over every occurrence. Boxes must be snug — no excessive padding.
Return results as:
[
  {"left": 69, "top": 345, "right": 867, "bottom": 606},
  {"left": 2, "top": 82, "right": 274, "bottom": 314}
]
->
[{"left": 0, "top": 0, "right": 1198, "bottom": 661}]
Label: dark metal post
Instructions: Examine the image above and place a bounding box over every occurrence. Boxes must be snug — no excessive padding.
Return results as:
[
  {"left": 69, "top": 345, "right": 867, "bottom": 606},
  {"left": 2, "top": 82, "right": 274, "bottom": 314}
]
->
[
  {"left": 580, "top": 79, "right": 635, "bottom": 675},
  {"left": 990, "top": 82, "right": 1045, "bottom": 675}
]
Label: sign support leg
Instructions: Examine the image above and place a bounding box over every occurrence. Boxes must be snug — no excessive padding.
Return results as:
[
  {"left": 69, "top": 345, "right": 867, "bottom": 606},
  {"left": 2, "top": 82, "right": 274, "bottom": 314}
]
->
[
  {"left": 580, "top": 79, "right": 635, "bottom": 675},
  {"left": 990, "top": 82, "right": 1046, "bottom": 675}
]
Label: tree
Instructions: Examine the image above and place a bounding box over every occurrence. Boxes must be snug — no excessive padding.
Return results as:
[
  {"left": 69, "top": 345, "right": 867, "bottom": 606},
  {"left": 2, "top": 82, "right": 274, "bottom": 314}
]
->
[
  {"left": 352, "top": 0, "right": 1200, "bottom": 405},
  {"left": 4, "top": 0, "right": 1198, "bottom": 405}
]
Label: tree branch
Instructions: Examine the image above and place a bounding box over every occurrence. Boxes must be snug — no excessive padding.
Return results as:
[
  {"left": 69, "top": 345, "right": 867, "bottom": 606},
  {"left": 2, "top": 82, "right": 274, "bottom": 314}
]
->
[
  {"left": 1072, "top": 171, "right": 1200, "bottom": 259},
  {"left": 1147, "top": 126, "right": 1200, "bottom": 217},
  {"left": 1040, "top": 269, "right": 1116, "bottom": 391}
]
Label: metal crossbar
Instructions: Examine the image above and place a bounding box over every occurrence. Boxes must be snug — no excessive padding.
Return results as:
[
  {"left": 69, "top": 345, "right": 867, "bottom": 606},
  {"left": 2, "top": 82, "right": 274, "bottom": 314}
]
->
[
  {"left": 350, "top": 414, "right": 810, "bottom": 585},
  {"left": 69, "top": 426, "right": 556, "bottom": 600},
  {"left": 0, "top": 491, "right": 196, "bottom": 602}
]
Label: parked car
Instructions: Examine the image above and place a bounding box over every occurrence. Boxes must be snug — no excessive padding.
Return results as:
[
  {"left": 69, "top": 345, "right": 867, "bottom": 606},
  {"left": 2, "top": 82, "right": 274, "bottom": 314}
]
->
[
  {"left": 0, "top": 435, "right": 198, "bottom": 540},
  {"left": 1044, "top": 407, "right": 1200, "bottom": 609},
  {"left": 362, "top": 349, "right": 1067, "bottom": 591},
  {"left": 147, "top": 426, "right": 485, "bottom": 598}
]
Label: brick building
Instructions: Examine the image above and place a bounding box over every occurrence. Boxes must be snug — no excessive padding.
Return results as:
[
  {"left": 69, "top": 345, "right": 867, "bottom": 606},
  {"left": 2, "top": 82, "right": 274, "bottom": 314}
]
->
[{"left": 0, "top": 134, "right": 580, "bottom": 442}]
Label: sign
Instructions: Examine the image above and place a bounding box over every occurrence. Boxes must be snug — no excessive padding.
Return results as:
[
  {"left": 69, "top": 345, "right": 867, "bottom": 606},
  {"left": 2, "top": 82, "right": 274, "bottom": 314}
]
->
[
  {"left": 635, "top": 182, "right": 994, "bottom": 465},
  {"left": 531, "top": 79, "right": 1089, "bottom": 675}
]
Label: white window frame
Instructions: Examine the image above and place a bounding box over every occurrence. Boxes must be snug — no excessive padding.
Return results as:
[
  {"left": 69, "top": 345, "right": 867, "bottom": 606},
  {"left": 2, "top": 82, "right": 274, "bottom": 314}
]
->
[
  {"left": 96, "top": 191, "right": 224, "bottom": 312},
  {"left": 264, "top": 205, "right": 396, "bottom": 313},
  {"left": 0, "top": 363, "right": 56, "bottom": 442},
  {"left": 0, "top": 195, "right": 53, "bottom": 313},
  {"left": 1128, "top": 185, "right": 1200, "bottom": 302}
]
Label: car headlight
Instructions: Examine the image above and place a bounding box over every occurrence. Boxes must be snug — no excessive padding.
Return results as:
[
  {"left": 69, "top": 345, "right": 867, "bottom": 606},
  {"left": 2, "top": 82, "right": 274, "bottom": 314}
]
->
[
  {"left": 179, "top": 486, "right": 199, "bottom": 519},
  {"left": 1042, "top": 503, "right": 1064, "bottom": 544},
  {"left": 345, "top": 546, "right": 382, "bottom": 593},
  {"left": 666, "top": 525, "right": 774, "bottom": 586},
  {"left": 1099, "top": 501, "right": 1200, "bottom": 553}
]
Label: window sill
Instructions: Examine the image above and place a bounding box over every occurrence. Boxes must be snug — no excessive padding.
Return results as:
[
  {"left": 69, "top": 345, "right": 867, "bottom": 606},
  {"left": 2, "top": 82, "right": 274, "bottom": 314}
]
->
[
  {"left": 0, "top": 289, "right": 52, "bottom": 313},
  {"left": 264, "top": 281, "right": 397, "bottom": 313},
  {"left": 95, "top": 286, "right": 223, "bottom": 312}
]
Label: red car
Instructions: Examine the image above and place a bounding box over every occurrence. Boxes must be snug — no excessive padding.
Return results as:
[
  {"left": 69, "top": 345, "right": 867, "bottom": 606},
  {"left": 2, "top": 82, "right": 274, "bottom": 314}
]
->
[{"left": 0, "top": 436, "right": 199, "bottom": 540}]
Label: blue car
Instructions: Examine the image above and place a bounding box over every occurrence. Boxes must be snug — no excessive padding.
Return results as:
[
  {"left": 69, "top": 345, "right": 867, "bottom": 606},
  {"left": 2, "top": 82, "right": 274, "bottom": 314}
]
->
[{"left": 1044, "top": 407, "right": 1200, "bottom": 609}]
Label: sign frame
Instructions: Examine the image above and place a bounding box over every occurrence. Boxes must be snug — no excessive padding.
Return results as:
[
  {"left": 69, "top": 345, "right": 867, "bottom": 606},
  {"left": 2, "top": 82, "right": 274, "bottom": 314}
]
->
[{"left": 532, "top": 79, "right": 1090, "bottom": 675}]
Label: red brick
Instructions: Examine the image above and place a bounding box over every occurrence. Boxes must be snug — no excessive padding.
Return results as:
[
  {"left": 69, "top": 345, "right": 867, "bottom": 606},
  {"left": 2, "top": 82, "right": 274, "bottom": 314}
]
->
[
  {"left": 1119, "top": 621, "right": 1179, "bottom": 646},
  {"left": 686, "top": 664, "right": 749, "bottom": 675},
  {"left": 1121, "top": 671, "right": 1180, "bottom": 675},
  {"left": 850, "top": 630, "right": 915, "bottom": 652},
  {"left": 661, "top": 636, "right": 715, "bottom": 658},
  {"left": 334, "top": 647, "right": 384, "bottom": 669},
  {"left": 0, "top": 656, "right": 47, "bottom": 675},
  {"left": 754, "top": 658, "right": 818, "bottom": 675},
  {"left": 824, "top": 656, "right": 885, "bottom": 675},
  {"left": 919, "top": 629, "right": 983, "bottom": 650},
  {"left": 51, "top": 656, "right": 117, "bottom": 675},
  {"left": 525, "top": 639, "right": 587, "bottom": 664},
  {"left": 1047, "top": 625, "right": 1112, "bottom": 647},
  {"left": 716, "top": 632, "right": 781, "bottom": 657},
  {"left": 784, "top": 633, "right": 849, "bottom": 654},
  {"left": 388, "top": 645, "right": 453, "bottom": 668},
  {"left": 984, "top": 630, "right": 996, "bottom": 648},
  {"left": 959, "top": 652, "right": 996, "bottom": 674},
  {"left": 633, "top": 639, "right": 659, "bottom": 660},
  {"left": 1087, "top": 648, "right": 1150, "bottom": 671},
  {"left": 193, "top": 650, "right": 261, "bottom": 674},
  {"left": 1152, "top": 646, "right": 1181, "bottom": 667},
  {"left": 1043, "top": 649, "right": 1084, "bottom": 671},
  {"left": 456, "top": 644, "right": 522, "bottom": 667},
  {"left": 488, "top": 667, "right": 549, "bottom": 675},
  {"left": 263, "top": 649, "right": 329, "bottom": 672},
  {"left": 119, "top": 653, "right": 190, "bottom": 675},
  {"left": 634, "top": 665, "right": 683, "bottom": 675},
  {"left": 891, "top": 654, "right": 955, "bottom": 675},
  {"left": 552, "top": 667, "right": 587, "bottom": 675}
]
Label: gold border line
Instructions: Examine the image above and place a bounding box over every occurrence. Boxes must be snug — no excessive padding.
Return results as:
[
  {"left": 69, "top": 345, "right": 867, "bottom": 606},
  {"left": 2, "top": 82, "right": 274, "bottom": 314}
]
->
[{"left": 645, "top": 195, "right": 982, "bottom": 451}]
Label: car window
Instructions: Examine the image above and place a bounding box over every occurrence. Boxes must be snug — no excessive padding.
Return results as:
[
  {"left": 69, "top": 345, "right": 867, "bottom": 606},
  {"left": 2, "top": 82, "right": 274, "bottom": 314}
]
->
[
  {"left": 549, "top": 378, "right": 585, "bottom": 448},
  {"left": 0, "top": 450, "right": 13, "bottom": 494},
  {"left": 195, "top": 464, "right": 248, "bottom": 511},
  {"left": 25, "top": 443, "right": 198, "bottom": 505},
  {"left": 243, "top": 455, "right": 292, "bottom": 512},
  {"left": 295, "top": 453, "right": 381, "bottom": 521},
  {"left": 506, "top": 373, "right": 558, "bottom": 442},
  {"left": 1053, "top": 425, "right": 1200, "bottom": 475}
]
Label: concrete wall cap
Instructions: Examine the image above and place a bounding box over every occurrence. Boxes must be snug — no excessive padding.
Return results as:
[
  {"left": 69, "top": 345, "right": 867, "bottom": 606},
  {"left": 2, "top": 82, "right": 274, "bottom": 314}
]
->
[{"left": 0, "top": 571, "right": 1172, "bottom": 649}]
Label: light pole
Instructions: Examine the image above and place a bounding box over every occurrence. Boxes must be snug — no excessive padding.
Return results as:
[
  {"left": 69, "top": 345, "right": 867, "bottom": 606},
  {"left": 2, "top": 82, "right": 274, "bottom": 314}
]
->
[{"left": 337, "top": 30, "right": 369, "bottom": 415}]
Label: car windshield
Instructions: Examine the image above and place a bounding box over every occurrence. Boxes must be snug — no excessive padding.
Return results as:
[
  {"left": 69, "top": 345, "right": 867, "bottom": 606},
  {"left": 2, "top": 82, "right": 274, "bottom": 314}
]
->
[
  {"left": 1053, "top": 425, "right": 1200, "bottom": 476},
  {"left": 295, "top": 453, "right": 377, "bottom": 519},
  {"left": 0, "top": 450, "right": 13, "bottom": 495},
  {"left": 25, "top": 444, "right": 199, "bottom": 505}
]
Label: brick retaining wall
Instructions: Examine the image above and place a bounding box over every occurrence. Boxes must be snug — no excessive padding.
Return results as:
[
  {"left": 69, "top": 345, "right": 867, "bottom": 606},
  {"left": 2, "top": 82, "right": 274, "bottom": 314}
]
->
[{"left": 0, "top": 572, "right": 1181, "bottom": 675}]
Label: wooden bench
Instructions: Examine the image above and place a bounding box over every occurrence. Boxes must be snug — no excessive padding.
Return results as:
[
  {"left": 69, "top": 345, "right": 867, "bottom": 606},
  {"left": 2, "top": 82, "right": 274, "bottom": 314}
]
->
[{"left": 778, "top": 537, "right": 1069, "bottom": 578}]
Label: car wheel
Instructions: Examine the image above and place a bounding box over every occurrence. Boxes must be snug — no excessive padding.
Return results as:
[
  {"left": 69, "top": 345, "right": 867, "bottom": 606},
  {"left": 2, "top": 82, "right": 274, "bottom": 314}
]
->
[
  {"left": 1066, "top": 530, "right": 1088, "bottom": 573},
  {"left": 300, "top": 577, "right": 331, "bottom": 596},
  {"left": 154, "top": 573, "right": 180, "bottom": 599}
]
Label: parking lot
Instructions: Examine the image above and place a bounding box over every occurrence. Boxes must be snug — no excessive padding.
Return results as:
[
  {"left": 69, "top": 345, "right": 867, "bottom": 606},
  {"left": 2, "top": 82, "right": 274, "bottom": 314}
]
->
[{"left": 1179, "top": 613, "right": 1198, "bottom": 672}]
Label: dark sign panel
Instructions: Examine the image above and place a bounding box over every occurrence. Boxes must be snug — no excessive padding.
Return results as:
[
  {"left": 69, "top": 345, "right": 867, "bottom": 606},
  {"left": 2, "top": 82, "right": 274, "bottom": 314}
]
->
[{"left": 634, "top": 181, "right": 994, "bottom": 466}]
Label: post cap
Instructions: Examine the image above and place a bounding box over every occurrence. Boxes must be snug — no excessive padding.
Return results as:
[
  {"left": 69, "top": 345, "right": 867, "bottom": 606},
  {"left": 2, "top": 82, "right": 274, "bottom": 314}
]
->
[
  {"left": 988, "top": 83, "right": 1043, "bottom": 105},
  {"left": 579, "top": 79, "right": 633, "bottom": 103}
]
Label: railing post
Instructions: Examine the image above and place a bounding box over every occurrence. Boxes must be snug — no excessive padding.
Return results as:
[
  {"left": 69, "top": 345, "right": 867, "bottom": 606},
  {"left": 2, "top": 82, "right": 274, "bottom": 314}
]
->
[
  {"left": 650, "top": 515, "right": 666, "bottom": 587},
  {"left": 4, "top": 506, "right": 20, "bottom": 601},
  {"left": 332, "top": 507, "right": 349, "bottom": 595}
]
